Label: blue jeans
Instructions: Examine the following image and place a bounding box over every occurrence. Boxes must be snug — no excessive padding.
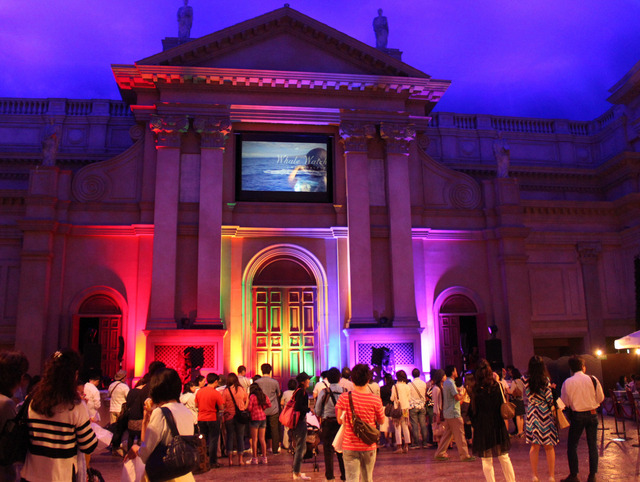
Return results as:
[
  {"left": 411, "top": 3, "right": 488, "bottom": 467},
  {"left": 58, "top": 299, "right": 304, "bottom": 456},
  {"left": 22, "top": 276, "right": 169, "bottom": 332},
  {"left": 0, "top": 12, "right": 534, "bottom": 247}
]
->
[
  {"left": 343, "top": 449, "right": 376, "bottom": 482},
  {"left": 409, "top": 407, "right": 427, "bottom": 445},
  {"left": 292, "top": 416, "right": 307, "bottom": 473},
  {"left": 225, "top": 418, "right": 245, "bottom": 454},
  {"left": 567, "top": 411, "right": 598, "bottom": 477}
]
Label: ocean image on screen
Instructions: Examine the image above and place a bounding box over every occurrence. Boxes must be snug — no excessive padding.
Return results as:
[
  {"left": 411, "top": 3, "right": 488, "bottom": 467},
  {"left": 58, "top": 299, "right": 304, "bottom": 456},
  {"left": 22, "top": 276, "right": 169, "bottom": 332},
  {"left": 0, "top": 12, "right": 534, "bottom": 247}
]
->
[{"left": 241, "top": 141, "right": 328, "bottom": 192}]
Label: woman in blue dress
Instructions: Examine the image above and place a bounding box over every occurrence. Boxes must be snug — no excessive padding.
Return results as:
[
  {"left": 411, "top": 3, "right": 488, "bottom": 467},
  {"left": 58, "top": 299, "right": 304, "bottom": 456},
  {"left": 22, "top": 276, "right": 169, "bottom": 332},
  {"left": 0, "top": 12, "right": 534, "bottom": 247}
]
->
[{"left": 525, "top": 355, "right": 559, "bottom": 482}]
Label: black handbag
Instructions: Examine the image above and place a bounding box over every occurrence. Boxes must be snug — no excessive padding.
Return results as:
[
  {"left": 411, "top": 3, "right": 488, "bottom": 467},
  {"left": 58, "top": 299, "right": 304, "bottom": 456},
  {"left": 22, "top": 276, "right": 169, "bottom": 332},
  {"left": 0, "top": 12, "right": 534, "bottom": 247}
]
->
[
  {"left": 384, "top": 386, "right": 403, "bottom": 419},
  {"left": 348, "top": 392, "right": 379, "bottom": 445},
  {"left": 0, "top": 397, "right": 30, "bottom": 466},
  {"left": 144, "top": 407, "right": 200, "bottom": 482},
  {"left": 228, "top": 387, "right": 251, "bottom": 424}
]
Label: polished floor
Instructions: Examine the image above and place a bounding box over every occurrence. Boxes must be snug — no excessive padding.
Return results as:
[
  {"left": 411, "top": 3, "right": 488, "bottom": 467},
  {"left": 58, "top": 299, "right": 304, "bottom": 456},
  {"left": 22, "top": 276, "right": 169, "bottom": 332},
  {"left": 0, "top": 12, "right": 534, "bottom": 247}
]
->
[{"left": 87, "top": 415, "right": 639, "bottom": 481}]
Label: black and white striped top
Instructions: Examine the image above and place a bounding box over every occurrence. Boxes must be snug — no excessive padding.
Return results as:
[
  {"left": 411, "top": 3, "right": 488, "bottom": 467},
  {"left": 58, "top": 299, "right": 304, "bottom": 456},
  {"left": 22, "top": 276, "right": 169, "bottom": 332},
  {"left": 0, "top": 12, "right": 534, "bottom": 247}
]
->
[{"left": 21, "top": 402, "right": 97, "bottom": 482}]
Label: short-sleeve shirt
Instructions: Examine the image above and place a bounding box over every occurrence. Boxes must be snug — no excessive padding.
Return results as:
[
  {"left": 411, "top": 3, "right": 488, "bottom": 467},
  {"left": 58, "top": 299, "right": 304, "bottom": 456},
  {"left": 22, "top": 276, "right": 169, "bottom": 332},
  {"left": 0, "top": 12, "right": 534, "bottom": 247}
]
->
[
  {"left": 195, "top": 385, "right": 224, "bottom": 422},
  {"left": 248, "top": 393, "right": 271, "bottom": 421},
  {"left": 335, "top": 391, "right": 384, "bottom": 452},
  {"left": 255, "top": 376, "right": 281, "bottom": 416},
  {"left": 223, "top": 386, "right": 248, "bottom": 422},
  {"left": 442, "top": 378, "right": 461, "bottom": 419}
]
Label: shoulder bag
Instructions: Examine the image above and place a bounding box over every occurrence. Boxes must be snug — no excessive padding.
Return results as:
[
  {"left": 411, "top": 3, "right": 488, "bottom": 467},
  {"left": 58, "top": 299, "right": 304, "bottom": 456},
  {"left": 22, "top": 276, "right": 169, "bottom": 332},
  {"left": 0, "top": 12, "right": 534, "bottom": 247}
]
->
[
  {"left": 348, "top": 392, "right": 379, "bottom": 445},
  {"left": 384, "top": 385, "right": 403, "bottom": 419},
  {"left": 279, "top": 387, "right": 301, "bottom": 429},
  {"left": 144, "top": 407, "right": 200, "bottom": 482},
  {"left": 228, "top": 387, "right": 251, "bottom": 425},
  {"left": 0, "top": 396, "right": 30, "bottom": 466},
  {"left": 498, "top": 383, "right": 516, "bottom": 420}
]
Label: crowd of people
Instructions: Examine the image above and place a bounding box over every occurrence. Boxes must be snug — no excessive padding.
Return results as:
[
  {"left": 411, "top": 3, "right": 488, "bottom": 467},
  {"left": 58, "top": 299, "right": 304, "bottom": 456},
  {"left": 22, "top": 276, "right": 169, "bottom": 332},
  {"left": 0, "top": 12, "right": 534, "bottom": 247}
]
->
[{"left": 0, "top": 349, "right": 610, "bottom": 482}]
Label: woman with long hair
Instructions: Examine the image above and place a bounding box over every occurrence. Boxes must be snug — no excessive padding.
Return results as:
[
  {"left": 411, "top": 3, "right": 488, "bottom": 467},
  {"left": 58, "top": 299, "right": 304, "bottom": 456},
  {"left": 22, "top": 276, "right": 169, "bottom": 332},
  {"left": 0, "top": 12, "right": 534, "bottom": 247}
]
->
[
  {"left": 125, "top": 367, "right": 196, "bottom": 481},
  {"left": 180, "top": 381, "right": 198, "bottom": 425},
  {"left": 525, "top": 355, "right": 558, "bottom": 482},
  {"left": 469, "top": 359, "right": 515, "bottom": 482},
  {"left": 125, "top": 360, "right": 166, "bottom": 452},
  {"left": 510, "top": 368, "right": 526, "bottom": 437},
  {"left": 430, "top": 369, "right": 446, "bottom": 444},
  {"left": 248, "top": 381, "right": 271, "bottom": 464},
  {"left": 223, "top": 372, "right": 248, "bottom": 466},
  {"left": 390, "top": 369, "right": 412, "bottom": 453},
  {"left": 21, "top": 350, "right": 98, "bottom": 482}
]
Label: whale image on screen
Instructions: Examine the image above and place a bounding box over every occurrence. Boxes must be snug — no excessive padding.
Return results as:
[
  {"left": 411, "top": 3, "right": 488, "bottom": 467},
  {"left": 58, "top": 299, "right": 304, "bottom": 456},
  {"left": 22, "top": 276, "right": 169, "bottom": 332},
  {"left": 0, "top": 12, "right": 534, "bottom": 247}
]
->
[{"left": 241, "top": 141, "right": 328, "bottom": 193}]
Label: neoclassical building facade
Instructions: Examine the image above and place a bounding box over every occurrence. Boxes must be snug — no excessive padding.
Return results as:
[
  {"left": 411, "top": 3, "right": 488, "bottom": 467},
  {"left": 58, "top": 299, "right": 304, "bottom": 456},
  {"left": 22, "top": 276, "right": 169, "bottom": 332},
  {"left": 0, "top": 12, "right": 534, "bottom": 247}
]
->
[{"left": 1, "top": 6, "right": 638, "bottom": 382}]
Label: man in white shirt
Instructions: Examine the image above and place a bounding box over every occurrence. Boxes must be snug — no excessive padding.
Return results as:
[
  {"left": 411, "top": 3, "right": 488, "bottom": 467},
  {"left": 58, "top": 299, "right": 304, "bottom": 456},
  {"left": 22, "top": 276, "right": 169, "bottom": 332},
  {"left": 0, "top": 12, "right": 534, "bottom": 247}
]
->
[
  {"left": 312, "top": 370, "right": 329, "bottom": 401},
  {"left": 237, "top": 365, "right": 252, "bottom": 392},
  {"left": 84, "top": 372, "right": 102, "bottom": 422},
  {"left": 560, "top": 356, "right": 605, "bottom": 482},
  {"left": 408, "top": 368, "right": 428, "bottom": 448},
  {"left": 108, "top": 369, "right": 129, "bottom": 456},
  {"left": 339, "top": 367, "right": 354, "bottom": 392}
]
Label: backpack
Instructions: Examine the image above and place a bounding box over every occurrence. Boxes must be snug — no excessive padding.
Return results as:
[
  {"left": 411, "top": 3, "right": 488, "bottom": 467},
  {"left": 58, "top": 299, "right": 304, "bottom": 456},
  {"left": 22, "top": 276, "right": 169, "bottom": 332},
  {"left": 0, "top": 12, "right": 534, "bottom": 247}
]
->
[
  {"left": 279, "top": 388, "right": 301, "bottom": 429},
  {"left": 0, "top": 397, "right": 30, "bottom": 466}
]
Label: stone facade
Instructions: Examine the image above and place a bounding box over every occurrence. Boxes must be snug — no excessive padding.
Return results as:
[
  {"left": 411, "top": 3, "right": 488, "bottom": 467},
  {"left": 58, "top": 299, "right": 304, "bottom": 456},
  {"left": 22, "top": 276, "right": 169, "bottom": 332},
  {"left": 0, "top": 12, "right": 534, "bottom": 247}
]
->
[{"left": 0, "top": 6, "right": 638, "bottom": 380}]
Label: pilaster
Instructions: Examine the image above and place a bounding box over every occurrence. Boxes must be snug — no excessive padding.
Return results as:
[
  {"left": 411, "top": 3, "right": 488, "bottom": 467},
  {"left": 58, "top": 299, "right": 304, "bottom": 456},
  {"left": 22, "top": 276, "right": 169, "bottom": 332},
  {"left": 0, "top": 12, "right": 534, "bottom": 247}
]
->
[
  {"left": 340, "top": 121, "right": 376, "bottom": 326},
  {"left": 147, "top": 115, "right": 188, "bottom": 329},
  {"left": 381, "top": 123, "right": 419, "bottom": 326},
  {"left": 192, "top": 117, "right": 231, "bottom": 327},
  {"left": 577, "top": 242, "right": 604, "bottom": 352}
]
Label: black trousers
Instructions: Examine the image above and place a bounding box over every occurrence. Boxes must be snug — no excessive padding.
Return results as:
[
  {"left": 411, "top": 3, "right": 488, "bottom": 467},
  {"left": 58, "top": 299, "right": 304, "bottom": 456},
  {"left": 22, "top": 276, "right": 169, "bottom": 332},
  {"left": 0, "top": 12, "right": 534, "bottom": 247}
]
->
[
  {"left": 567, "top": 411, "right": 598, "bottom": 477},
  {"left": 321, "top": 418, "right": 346, "bottom": 481},
  {"left": 198, "top": 420, "right": 221, "bottom": 464}
]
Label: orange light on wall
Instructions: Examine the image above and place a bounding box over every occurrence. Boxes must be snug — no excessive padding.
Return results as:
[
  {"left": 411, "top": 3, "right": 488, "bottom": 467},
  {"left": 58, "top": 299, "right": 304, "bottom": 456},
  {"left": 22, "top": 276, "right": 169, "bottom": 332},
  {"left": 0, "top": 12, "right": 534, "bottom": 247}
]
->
[{"left": 134, "top": 333, "right": 147, "bottom": 377}]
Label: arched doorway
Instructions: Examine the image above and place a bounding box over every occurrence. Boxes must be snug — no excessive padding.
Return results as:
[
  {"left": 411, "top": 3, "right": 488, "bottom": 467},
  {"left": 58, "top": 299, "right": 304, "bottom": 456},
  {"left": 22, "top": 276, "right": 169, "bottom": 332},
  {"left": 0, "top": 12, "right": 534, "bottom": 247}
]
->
[
  {"left": 243, "top": 245, "right": 328, "bottom": 387},
  {"left": 76, "top": 294, "right": 123, "bottom": 379},
  {"left": 439, "top": 294, "right": 479, "bottom": 372},
  {"left": 252, "top": 257, "right": 317, "bottom": 387}
]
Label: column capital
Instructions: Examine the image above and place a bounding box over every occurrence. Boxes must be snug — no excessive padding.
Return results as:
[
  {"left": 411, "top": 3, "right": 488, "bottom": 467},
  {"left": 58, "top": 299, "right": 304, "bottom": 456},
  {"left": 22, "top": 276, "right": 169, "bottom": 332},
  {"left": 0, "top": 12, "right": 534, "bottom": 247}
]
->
[
  {"left": 339, "top": 121, "right": 376, "bottom": 153},
  {"left": 577, "top": 241, "right": 602, "bottom": 263},
  {"left": 380, "top": 122, "right": 416, "bottom": 154},
  {"left": 149, "top": 115, "right": 189, "bottom": 148},
  {"left": 193, "top": 117, "right": 232, "bottom": 148}
]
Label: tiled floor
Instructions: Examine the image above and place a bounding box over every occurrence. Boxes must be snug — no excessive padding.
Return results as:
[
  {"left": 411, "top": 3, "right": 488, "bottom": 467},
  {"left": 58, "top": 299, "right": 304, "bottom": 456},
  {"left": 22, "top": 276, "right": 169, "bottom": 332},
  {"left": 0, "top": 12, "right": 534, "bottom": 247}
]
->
[{"left": 88, "top": 415, "right": 639, "bottom": 481}]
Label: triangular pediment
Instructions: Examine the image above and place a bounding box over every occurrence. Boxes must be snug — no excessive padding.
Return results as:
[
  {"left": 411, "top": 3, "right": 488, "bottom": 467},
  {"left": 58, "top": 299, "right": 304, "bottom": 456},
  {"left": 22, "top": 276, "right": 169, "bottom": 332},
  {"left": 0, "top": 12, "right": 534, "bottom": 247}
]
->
[{"left": 138, "top": 6, "right": 429, "bottom": 78}]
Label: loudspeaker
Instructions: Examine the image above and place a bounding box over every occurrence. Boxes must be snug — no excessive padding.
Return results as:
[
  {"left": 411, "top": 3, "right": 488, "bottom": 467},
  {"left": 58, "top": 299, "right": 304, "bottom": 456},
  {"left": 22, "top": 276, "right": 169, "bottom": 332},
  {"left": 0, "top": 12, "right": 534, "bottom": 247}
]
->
[{"left": 485, "top": 338, "right": 503, "bottom": 365}]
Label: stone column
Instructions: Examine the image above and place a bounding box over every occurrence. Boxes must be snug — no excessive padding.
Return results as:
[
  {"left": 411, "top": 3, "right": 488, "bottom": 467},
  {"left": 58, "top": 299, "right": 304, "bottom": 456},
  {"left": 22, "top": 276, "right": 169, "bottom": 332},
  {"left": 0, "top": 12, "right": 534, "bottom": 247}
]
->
[
  {"left": 192, "top": 117, "right": 231, "bottom": 327},
  {"left": 339, "top": 122, "right": 375, "bottom": 326},
  {"left": 147, "top": 115, "right": 188, "bottom": 329},
  {"left": 381, "top": 123, "right": 419, "bottom": 326},
  {"left": 577, "top": 242, "right": 604, "bottom": 353}
]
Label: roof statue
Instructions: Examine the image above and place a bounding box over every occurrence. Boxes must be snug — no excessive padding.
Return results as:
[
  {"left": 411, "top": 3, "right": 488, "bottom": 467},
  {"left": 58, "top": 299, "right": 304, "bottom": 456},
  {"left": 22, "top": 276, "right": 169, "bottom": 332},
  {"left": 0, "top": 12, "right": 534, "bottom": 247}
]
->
[
  {"left": 177, "top": 0, "right": 193, "bottom": 41},
  {"left": 493, "top": 133, "right": 510, "bottom": 178},
  {"left": 373, "top": 8, "right": 388, "bottom": 49},
  {"left": 41, "top": 122, "right": 60, "bottom": 167}
]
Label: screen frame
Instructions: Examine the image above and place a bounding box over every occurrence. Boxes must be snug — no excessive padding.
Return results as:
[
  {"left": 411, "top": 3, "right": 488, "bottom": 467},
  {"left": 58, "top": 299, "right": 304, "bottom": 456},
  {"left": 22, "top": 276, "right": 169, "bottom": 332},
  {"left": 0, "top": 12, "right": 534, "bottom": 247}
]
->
[{"left": 235, "top": 131, "right": 334, "bottom": 203}]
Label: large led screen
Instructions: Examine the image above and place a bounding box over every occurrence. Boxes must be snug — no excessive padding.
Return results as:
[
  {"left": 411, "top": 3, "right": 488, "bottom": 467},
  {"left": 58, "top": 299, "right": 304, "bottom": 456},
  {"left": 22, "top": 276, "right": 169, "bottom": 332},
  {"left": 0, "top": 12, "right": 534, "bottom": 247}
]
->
[{"left": 236, "top": 132, "right": 333, "bottom": 202}]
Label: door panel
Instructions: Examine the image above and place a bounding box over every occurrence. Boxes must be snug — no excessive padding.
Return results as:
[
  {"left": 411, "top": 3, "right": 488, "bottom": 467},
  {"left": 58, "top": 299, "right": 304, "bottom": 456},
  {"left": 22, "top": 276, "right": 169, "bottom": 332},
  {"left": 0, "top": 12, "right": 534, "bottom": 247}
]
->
[
  {"left": 440, "top": 315, "right": 462, "bottom": 370},
  {"left": 99, "top": 316, "right": 121, "bottom": 379},
  {"left": 253, "top": 287, "right": 316, "bottom": 386}
]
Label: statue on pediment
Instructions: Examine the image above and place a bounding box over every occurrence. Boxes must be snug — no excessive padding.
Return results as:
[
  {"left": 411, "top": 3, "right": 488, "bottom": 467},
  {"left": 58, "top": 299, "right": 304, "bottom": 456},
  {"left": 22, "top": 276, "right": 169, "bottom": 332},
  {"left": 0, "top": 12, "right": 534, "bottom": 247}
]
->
[
  {"left": 493, "top": 133, "right": 510, "bottom": 178},
  {"left": 41, "top": 123, "right": 60, "bottom": 167},
  {"left": 177, "top": 0, "right": 193, "bottom": 40},
  {"left": 373, "top": 9, "right": 388, "bottom": 49}
]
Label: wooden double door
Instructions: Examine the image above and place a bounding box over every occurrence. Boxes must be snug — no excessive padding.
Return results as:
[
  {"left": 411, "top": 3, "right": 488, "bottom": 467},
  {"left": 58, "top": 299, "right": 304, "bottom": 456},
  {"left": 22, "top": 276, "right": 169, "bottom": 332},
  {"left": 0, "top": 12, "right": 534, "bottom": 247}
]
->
[{"left": 252, "top": 286, "right": 317, "bottom": 386}]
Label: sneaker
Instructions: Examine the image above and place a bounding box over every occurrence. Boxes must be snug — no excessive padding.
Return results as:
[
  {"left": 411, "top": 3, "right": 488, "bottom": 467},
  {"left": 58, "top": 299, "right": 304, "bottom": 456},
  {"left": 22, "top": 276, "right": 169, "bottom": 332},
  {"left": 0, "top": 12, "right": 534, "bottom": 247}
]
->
[
  {"left": 462, "top": 456, "right": 476, "bottom": 462},
  {"left": 435, "top": 455, "right": 450, "bottom": 461},
  {"left": 392, "top": 448, "right": 403, "bottom": 454},
  {"left": 260, "top": 456, "right": 268, "bottom": 465},
  {"left": 250, "top": 457, "right": 259, "bottom": 465},
  {"left": 410, "top": 444, "right": 420, "bottom": 450},
  {"left": 293, "top": 474, "right": 311, "bottom": 480}
]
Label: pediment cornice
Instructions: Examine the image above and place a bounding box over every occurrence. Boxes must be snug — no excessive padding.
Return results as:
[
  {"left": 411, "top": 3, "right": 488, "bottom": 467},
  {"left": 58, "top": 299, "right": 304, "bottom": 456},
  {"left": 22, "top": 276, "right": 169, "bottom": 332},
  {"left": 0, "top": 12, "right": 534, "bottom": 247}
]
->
[{"left": 112, "top": 64, "right": 449, "bottom": 103}]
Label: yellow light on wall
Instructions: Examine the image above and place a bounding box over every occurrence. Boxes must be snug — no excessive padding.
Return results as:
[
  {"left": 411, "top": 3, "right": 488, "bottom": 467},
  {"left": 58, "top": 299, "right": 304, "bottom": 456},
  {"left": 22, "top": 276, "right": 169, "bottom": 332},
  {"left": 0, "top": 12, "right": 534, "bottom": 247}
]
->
[
  {"left": 636, "top": 348, "right": 640, "bottom": 355},
  {"left": 595, "top": 349, "right": 603, "bottom": 357}
]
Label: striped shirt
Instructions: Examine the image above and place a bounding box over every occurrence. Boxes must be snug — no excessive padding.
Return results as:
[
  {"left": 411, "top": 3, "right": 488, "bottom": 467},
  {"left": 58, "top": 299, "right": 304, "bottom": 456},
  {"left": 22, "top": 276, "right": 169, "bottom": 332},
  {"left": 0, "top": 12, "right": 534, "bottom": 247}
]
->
[
  {"left": 335, "top": 391, "right": 384, "bottom": 451},
  {"left": 21, "top": 402, "right": 97, "bottom": 482}
]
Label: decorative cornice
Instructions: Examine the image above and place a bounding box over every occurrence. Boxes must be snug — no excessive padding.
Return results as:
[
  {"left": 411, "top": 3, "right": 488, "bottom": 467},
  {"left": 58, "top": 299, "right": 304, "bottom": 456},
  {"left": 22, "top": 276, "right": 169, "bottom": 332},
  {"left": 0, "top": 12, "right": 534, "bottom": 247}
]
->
[
  {"left": 149, "top": 115, "right": 189, "bottom": 148},
  {"left": 193, "top": 117, "right": 231, "bottom": 148},
  {"left": 221, "top": 226, "right": 348, "bottom": 239},
  {"left": 339, "top": 121, "right": 376, "bottom": 153},
  {"left": 411, "top": 228, "right": 484, "bottom": 241},
  {"left": 112, "top": 65, "right": 448, "bottom": 102},
  {"left": 577, "top": 241, "right": 602, "bottom": 263},
  {"left": 380, "top": 123, "right": 416, "bottom": 154}
]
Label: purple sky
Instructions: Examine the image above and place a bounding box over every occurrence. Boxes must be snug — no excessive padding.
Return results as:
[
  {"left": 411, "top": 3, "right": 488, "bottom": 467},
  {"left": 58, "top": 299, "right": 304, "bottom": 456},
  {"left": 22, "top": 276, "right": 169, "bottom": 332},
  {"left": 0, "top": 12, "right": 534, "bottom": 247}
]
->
[{"left": 1, "top": 0, "right": 639, "bottom": 121}]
